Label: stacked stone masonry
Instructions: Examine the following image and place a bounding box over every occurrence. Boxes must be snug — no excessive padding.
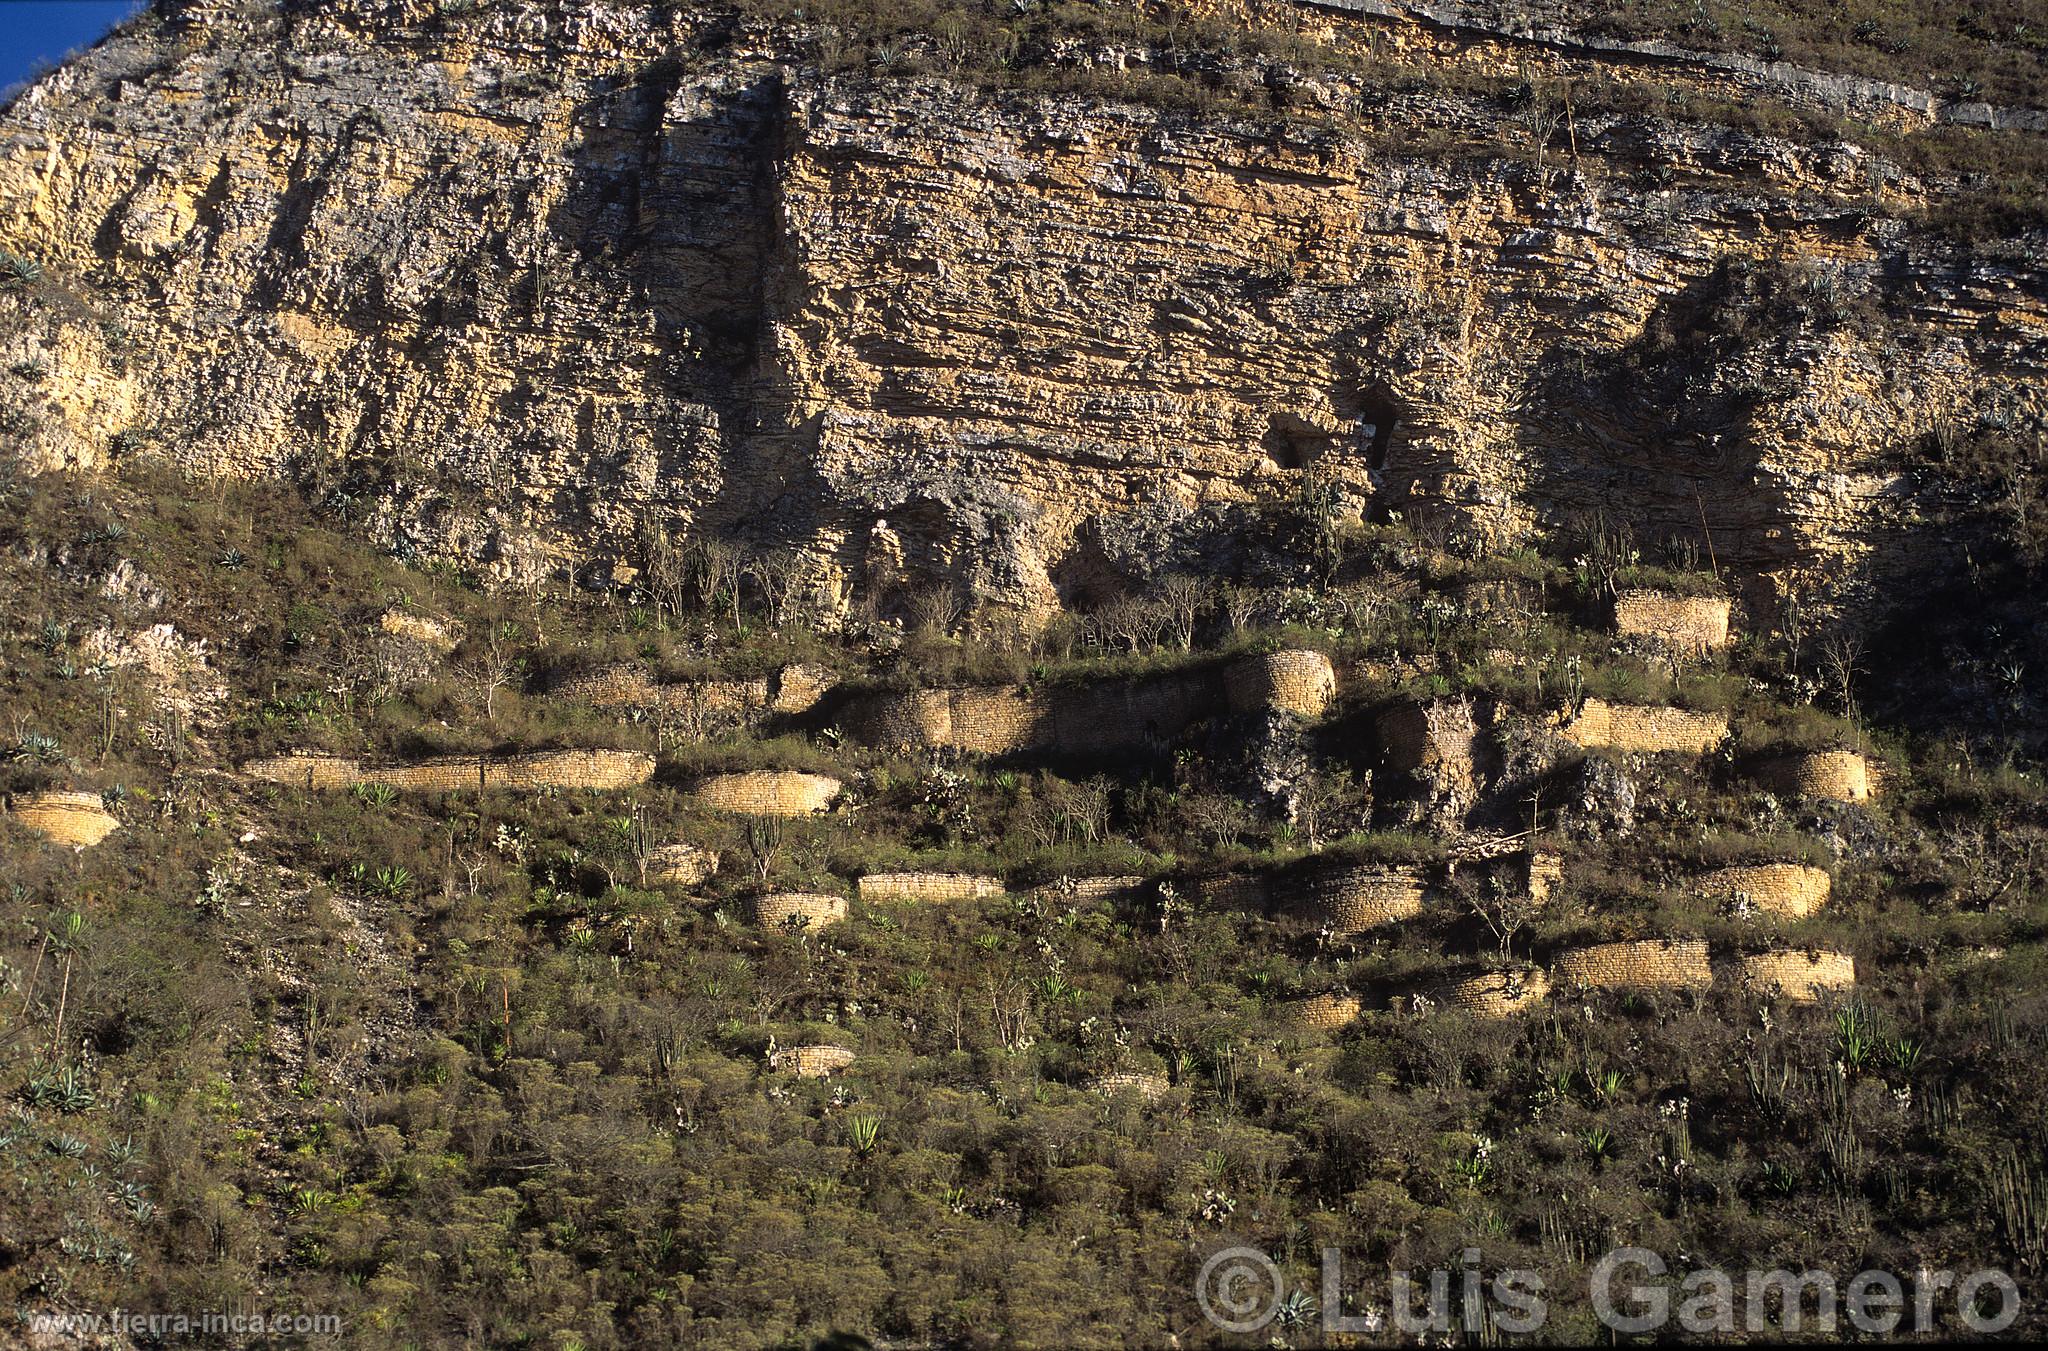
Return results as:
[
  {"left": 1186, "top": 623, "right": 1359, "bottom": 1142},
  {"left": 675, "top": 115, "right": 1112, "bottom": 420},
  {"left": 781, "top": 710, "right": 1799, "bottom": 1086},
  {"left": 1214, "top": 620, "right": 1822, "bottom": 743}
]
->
[
  {"left": 7, "top": 791, "right": 121, "bottom": 847},
  {"left": 1282, "top": 993, "right": 1366, "bottom": 1031},
  {"left": 843, "top": 674, "right": 1218, "bottom": 756},
  {"left": 560, "top": 663, "right": 837, "bottom": 716},
  {"left": 1560, "top": 700, "right": 1729, "bottom": 754},
  {"left": 646, "top": 843, "right": 719, "bottom": 889},
  {"left": 1525, "top": 852, "right": 1564, "bottom": 905},
  {"left": 857, "top": 872, "right": 1005, "bottom": 903},
  {"left": 689, "top": 771, "right": 842, "bottom": 816},
  {"left": 752, "top": 893, "right": 849, "bottom": 929},
  {"left": 1757, "top": 750, "right": 1874, "bottom": 802},
  {"left": 1553, "top": 938, "right": 1714, "bottom": 991},
  {"left": 770, "top": 1045, "right": 856, "bottom": 1078},
  {"left": 1224, "top": 650, "right": 1337, "bottom": 718},
  {"left": 1090, "top": 1072, "right": 1171, "bottom": 1102},
  {"left": 1029, "top": 875, "right": 1146, "bottom": 904},
  {"left": 1737, "top": 949, "right": 1856, "bottom": 1001},
  {"left": 1697, "top": 863, "right": 1831, "bottom": 919},
  {"left": 1376, "top": 700, "right": 1478, "bottom": 778},
  {"left": 1612, "top": 591, "right": 1732, "bottom": 655},
  {"left": 1436, "top": 969, "right": 1553, "bottom": 1017},
  {"left": 1295, "top": 864, "right": 1428, "bottom": 936},
  {"left": 378, "top": 609, "right": 459, "bottom": 652},
  {"left": 242, "top": 750, "right": 654, "bottom": 792}
]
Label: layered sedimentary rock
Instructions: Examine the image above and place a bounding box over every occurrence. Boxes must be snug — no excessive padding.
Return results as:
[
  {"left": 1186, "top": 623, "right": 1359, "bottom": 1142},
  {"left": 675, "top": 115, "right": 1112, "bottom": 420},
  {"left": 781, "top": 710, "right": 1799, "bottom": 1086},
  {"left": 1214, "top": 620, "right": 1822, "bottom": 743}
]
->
[{"left": 2, "top": 1, "right": 2041, "bottom": 626}]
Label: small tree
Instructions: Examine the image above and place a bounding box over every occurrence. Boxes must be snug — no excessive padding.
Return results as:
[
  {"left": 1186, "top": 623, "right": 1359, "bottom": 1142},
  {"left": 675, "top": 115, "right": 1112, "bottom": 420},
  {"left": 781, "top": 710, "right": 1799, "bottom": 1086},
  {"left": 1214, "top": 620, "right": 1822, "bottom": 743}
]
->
[
  {"left": 456, "top": 625, "right": 523, "bottom": 724},
  {"left": 1459, "top": 870, "right": 1544, "bottom": 960},
  {"left": 1155, "top": 574, "right": 1203, "bottom": 651}
]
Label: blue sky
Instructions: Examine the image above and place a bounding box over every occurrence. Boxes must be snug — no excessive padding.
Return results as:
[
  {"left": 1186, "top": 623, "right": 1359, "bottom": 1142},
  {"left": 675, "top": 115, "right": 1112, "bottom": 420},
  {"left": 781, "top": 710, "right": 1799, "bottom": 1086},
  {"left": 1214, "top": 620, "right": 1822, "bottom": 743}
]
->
[{"left": 1, "top": 1, "right": 144, "bottom": 98}]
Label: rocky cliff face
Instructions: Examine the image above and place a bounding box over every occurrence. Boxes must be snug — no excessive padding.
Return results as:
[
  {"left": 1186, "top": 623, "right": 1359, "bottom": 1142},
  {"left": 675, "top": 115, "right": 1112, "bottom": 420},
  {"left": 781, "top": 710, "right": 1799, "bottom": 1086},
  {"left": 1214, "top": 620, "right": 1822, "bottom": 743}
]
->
[{"left": 1, "top": 0, "right": 2043, "bottom": 624}]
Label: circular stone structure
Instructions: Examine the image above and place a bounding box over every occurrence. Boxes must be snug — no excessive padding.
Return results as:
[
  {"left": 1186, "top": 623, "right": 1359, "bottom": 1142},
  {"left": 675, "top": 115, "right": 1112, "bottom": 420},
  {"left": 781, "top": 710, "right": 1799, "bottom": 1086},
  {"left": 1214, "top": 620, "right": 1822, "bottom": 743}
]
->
[
  {"left": 752, "top": 892, "right": 849, "bottom": 929},
  {"left": 7, "top": 791, "right": 120, "bottom": 847},
  {"left": 1224, "top": 649, "right": 1337, "bottom": 718},
  {"left": 689, "top": 770, "right": 843, "bottom": 816}
]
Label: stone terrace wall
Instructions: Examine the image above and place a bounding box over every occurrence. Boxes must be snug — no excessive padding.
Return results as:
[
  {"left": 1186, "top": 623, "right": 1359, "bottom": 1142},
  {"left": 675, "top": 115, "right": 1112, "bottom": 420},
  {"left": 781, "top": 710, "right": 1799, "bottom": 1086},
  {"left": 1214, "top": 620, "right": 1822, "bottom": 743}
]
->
[
  {"left": 242, "top": 753, "right": 362, "bottom": 790},
  {"left": 1196, "top": 873, "right": 1272, "bottom": 913},
  {"left": 857, "top": 872, "right": 1005, "bottom": 903},
  {"left": 243, "top": 750, "right": 654, "bottom": 793},
  {"left": 647, "top": 843, "right": 718, "bottom": 888},
  {"left": 1282, "top": 993, "right": 1365, "bottom": 1031},
  {"left": 481, "top": 749, "right": 656, "bottom": 791},
  {"left": 1377, "top": 699, "right": 1478, "bottom": 778},
  {"left": 7, "top": 791, "right": 121, "bottom": 846},
  {"left": 1737, "top": 949, "right": 1856, "bottom": 1002},
  {"left": 1293, "top": 863, "right": 1428, "bottom": 936},
  {"left": 1698, "top": 863, "right": 1831, "bottom": 919},
  {"left": 1028, "top": 875, "right": 1146, "bottom": 905},
  {"left": 559, "top": 663, "right": 838, "bottom": 716},
  {"left": 752, "top": 892, "right": 849, "bottom": 928},
  {"left": 1756, "top": 751, "right": 1873, "bottom": 802},
  {"left": 1090, "top": 1071, "right": 1171, "bottom": 1101},
  {"left": 689, "top": 770, "right": 842, "bottom": 816},
  {"left": 1553, "top": 938, "right": 1713, "bottom": 991},
  {"left": 769, "top": 1045, "right": 855, "bottom": 1077},
  {"left": 1560, "top": 700, "right": 1729, "bottom": 754},
  {"left": 1224, "top": 650, "right": 1337, "bottom": 718},
  {"left": 843, "top": 673, "right": 1220, "bottom": 756},
  {"left": 1612, "top": 591, "right": 1731, "bottom": 655},
  {"left": 1435, "top": 968, "right": 1552, "bottom": 1017}
]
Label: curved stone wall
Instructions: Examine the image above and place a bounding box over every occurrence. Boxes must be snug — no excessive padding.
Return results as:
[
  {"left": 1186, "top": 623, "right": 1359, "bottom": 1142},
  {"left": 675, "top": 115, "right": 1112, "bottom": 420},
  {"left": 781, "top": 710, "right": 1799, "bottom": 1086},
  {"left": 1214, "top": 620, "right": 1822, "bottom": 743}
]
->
[
  {"left": 752, "top": 892, "right": 849, "bottom": 929},
  {"left": 1697, "top": 863, "right": 1831, "bottom": 919},
  {"left": 1293, "top": 863, "right": 1428, "bottom": 937},
  {"left": 769, "top": 1044, "right": 856, "bottom": 1078},
  {"left": 646, "top": 843, "right": 719, "bottom": 888},
  {"left": 243, "top": 749, "right": 654, "bottom": 793},
  {"left": 1435, "top": 968, "right": 1553, "bottom": 1017},
  {"left": 7, "top": 791, "right": 121, "bottom": 847},
  {"left": 1281, "top": 992, "right": 1365, "bottom": 1031},
  {"left": 1756, "top": 750, "right": 1873, "bottom": 802},
  {"left": 1224, "top": 650, "right": 1336, "bottom": 718},
  {"left": 1737, "top": 949, "right": 1856, "bottom": 1002},
  {"left": 1612, "top": 591, "right": 1731, "bottom": 655},
  {"left": 242, "top": 753, "right": 362, "bottom": 790},
  {"left": 1560, "top": 700, "right": 1729, "bottom": 754},
  {"left": 689, "top": 770, "right": 842, "bottom": 816},
  {"left": 857, "top": 872, "right": 1005, "bottom": 903},
  {"left": 1553, "top": 938, "right": 1713, "bottom": 991},
  {"left": 1089, "top": 1071, "right": 1171, "bottom": 1102}
]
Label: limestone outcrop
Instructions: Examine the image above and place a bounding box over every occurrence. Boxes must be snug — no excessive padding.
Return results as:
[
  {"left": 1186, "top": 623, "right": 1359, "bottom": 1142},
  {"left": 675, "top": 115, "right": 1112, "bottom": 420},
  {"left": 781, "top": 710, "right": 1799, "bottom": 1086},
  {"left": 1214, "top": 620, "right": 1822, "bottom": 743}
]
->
[{"left": 2, "top": 1, "right": 2039, "bottom": 626}]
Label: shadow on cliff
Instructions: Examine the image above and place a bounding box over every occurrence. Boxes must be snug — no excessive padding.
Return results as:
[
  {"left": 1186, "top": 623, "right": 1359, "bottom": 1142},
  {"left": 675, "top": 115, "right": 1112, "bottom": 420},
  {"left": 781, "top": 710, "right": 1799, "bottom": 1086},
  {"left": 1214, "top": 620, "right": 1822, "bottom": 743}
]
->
[
  {"left": 1515, "top": 257, "right": 1796, "bottom": 568},
  {"left": 547, "top": 53, "right": 835, "bottom": 549}
]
